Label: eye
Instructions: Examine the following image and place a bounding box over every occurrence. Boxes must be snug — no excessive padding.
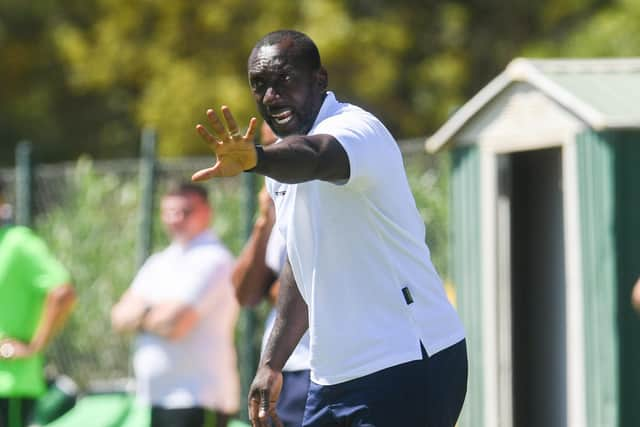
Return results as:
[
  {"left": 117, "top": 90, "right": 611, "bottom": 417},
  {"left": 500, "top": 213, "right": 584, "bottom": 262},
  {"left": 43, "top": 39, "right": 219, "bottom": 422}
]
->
[{"left": 280, "top": 74, "right": 293, "bottom": 84}]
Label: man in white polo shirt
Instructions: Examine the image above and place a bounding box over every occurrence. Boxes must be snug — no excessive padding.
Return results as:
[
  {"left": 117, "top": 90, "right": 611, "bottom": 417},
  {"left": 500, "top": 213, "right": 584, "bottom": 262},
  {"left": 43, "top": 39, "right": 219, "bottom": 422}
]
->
[
  {"left": 111, "top": 182, "right": 239, "bottom": 427},
  {"left": 192, "top": 30, "right": 467, "bottom": 427}
]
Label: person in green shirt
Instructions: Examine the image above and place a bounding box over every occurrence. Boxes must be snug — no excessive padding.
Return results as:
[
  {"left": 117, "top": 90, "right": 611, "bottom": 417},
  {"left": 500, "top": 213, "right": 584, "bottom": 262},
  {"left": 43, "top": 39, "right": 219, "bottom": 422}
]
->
[{"left": 0, "top": 179, "right": 76, "bottom": 427}]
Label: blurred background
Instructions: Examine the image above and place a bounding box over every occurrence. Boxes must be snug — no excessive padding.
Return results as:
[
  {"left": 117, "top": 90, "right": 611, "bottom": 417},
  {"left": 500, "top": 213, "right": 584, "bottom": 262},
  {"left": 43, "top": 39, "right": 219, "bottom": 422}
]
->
[
  {"left": 1, "top": 0, "right": 639, "bottom": 426},
  {"left": 2, "top": 0, "right": 639, "bottom": 164}
]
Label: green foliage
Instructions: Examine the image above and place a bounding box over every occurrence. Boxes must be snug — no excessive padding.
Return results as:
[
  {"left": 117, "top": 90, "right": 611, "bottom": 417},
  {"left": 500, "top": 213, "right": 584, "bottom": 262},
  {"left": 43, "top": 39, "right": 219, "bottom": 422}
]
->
[
  {"left": 3, "top": 0, "right": 620, "bottom": 166},
  {"left": 405, "top": 151, "right": 450, "bottom": 279},
  {"left": 525, "top": 0, "right": 640, "bottom": 57},
  {"left": 36, "top": 158, "right": 139, "bottom": 386}
]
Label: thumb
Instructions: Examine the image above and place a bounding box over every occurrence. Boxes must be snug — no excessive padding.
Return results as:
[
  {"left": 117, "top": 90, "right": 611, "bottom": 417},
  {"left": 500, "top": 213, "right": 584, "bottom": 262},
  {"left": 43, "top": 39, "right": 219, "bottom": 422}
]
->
[{"left": 191, "top": 164, "right": 222, "bottom": 182}]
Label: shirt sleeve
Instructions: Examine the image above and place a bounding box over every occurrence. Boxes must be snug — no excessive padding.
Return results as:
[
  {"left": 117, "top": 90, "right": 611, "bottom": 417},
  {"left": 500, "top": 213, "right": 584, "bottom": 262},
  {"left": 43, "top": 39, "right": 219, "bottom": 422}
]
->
[
  {"left": 14, "top": 228, "right": 70, "bottom": 295},
  {"left": 129, "top": 256, "right": 157, "bottom": 296},
  {"left": 313, "top": 109, "right": 397, "bottom": 190}
]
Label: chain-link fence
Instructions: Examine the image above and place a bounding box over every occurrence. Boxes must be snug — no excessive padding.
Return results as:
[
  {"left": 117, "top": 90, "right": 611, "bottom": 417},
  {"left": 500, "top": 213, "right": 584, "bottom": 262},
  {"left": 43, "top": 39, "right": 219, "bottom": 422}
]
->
[{"left": 1, "top": 137, "right": 449, "bottom": 395}]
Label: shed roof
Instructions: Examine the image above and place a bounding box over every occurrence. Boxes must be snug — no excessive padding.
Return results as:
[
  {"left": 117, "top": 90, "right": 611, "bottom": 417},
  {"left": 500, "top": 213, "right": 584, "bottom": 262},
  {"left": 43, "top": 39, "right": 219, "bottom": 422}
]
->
[{"left": 425, "top": 58, "right": 640, "bottom": 153}]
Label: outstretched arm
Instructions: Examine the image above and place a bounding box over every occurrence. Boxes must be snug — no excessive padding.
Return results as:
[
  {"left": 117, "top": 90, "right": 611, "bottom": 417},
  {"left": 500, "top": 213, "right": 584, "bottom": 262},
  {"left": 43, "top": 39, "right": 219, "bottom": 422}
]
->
[
  {"left": 253, "top": 133, "right": 349, "bottom": 184},
  {"left": 192, "top": 106, "right": 350, "bottom": 184},
  {"left": 248, "top": 257, "right": 308, "bottom": 427}
]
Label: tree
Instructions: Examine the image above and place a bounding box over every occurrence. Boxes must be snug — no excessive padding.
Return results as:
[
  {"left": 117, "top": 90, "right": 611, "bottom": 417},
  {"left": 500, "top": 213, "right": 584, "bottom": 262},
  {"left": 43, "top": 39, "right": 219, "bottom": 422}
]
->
[{"left": 1, "top": 0, "right": 621, "bottom": 164}]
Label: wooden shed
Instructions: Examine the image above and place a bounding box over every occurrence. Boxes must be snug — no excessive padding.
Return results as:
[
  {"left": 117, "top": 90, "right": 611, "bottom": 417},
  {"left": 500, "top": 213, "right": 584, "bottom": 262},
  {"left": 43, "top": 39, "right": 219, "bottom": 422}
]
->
[{"left": 425, "top": 58, "right": 640, "bottom": 427}]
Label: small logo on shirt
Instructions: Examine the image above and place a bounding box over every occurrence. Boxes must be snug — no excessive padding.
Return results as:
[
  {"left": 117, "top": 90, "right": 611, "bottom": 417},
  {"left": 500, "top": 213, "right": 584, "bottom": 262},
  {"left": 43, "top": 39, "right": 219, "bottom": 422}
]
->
[
  {"left": 274, "top": 190, "right": 287, "bottom": 197},
  {"left": 401, "top": 286, "right": 414, "bottom": 305}
]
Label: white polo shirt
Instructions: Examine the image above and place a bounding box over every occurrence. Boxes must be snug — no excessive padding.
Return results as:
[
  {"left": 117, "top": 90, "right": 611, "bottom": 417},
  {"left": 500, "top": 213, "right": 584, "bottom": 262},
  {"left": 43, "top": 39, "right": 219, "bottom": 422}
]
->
[
  {"left": 266, "top": 92, "right": 465, "bottom": 385},
  {"left": 130, "top": 231, "right": 240, "bottom": 412}
]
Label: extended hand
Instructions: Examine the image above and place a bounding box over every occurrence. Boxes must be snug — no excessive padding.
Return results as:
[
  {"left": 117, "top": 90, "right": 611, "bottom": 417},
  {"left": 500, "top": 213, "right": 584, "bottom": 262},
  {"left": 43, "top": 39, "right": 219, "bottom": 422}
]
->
[
  {"left": 192, "top": 106, "right": 258, "bottom": 181},
  {"left": 248, "top": 365, "right": 283, "bottom": 427}
]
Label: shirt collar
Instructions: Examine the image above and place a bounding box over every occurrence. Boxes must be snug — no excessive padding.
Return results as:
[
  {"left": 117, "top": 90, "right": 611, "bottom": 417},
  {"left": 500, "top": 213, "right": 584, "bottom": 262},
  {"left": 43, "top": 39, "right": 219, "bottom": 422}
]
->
[
  {"left": 169, "top": 230, "right": 218, "bottom": 252},
  {"left": 309, "top": 91, "right": 339, "bottom": 134},
  {"left": 272, "top": 91, "right": 339, "bottom": 145}
]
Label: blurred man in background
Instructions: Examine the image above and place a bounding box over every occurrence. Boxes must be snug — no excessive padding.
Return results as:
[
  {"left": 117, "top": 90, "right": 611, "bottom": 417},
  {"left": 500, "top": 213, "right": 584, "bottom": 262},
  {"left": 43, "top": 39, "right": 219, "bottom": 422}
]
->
[
  {"left": 232, "top": 123, "right": 310, "bottom": 427},
  {"left": 111, "top": 182, "right": 239, "bottom": 427},
  {"left": 0, "top": 179, "right": 77, "bottom": 427}
]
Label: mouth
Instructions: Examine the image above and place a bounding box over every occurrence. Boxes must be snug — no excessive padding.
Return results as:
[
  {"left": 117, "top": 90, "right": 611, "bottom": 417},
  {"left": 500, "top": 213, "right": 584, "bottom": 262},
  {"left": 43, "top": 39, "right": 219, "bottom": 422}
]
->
[{"left": 269, "top": 108, "right": 294, "bottom": 126}]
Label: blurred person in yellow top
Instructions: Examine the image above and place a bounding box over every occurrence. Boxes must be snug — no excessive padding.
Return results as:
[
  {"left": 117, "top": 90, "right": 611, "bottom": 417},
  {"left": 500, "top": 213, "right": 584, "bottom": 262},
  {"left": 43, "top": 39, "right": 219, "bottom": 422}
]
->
[{"left": 0, "top": 179, "right": 77, "bottom": 427}]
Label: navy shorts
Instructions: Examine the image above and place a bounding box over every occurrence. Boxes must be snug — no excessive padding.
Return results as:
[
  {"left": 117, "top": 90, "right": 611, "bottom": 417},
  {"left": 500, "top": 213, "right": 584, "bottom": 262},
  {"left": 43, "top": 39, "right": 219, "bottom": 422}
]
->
[
  {"left": 276, "top": 369, "right": 311, "bottom": 427},
  {"left": 302, "top": 340, "right": 467, "bottom": 427}
]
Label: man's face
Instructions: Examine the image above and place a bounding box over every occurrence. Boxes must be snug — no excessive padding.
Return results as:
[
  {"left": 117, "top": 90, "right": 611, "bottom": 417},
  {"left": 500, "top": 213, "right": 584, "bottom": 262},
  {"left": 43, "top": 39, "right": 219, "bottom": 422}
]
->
[
  {"left": 160, "top": 194, "right": 210, "bottom": 243},
  {"left": 248, "top": 39, "right": 326, "bottom": 137}
]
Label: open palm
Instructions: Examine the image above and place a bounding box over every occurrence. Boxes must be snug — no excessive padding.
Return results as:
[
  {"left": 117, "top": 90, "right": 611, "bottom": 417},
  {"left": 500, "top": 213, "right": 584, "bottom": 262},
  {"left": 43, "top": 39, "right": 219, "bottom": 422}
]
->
[{"left": 192, "top": 106, "right": 258, "bottom": 181}]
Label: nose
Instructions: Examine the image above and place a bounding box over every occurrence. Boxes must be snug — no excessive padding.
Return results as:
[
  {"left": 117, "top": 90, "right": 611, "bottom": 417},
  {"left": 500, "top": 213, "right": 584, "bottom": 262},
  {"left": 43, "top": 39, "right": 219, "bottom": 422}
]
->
[
  {"left": 163, "top": 210, "right": 185, "bottom": 226},
  {"left": 263, "top": 86, "right": 279, "bottom": 105}
]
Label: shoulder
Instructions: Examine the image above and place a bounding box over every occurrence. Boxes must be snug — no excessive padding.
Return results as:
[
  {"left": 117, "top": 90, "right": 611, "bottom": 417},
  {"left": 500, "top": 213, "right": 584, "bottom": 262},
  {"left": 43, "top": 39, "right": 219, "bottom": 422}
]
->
[
  {"left": 1, "top": 226, "right": 49, "bottom": 254},
  {"left": 317, "top": 102, "right": 377, "bottom": 128},
  {"left": 189, "top": 237, "right": 234, "bottom": 265},
  {"left": 314, "top": 103, "right": 393, "bottom": 146},
  {"left": 3, "top": 225, "right": 38, "bottom": 241}
]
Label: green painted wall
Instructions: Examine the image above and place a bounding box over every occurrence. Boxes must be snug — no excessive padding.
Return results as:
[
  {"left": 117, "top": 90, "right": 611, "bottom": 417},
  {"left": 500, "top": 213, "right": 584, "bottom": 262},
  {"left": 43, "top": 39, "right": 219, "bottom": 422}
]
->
[
  {"left": 609, "top": 131, "right": 640, "bottom": 427},
  {"left": 576, "top": 129, "right": 619, "bottom": 427},
  {"left": 577, "top": 129, "right": 640, "bottom": 426},
  {"left": 450, "top": 145, "right": 483, "bottom": 427}
]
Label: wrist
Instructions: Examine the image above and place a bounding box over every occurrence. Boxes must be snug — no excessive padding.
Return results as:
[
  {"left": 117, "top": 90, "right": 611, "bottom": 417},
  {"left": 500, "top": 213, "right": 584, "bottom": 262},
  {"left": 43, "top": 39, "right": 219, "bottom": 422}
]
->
[
  {"left": 245, "top": 145, "right": 265, "bottom": 172},
  {"left": 260, "top": 362, "right": 283, "bottom": 374},
  {"left": 260, "top": 354, "right": 285, "bottom": 373}
]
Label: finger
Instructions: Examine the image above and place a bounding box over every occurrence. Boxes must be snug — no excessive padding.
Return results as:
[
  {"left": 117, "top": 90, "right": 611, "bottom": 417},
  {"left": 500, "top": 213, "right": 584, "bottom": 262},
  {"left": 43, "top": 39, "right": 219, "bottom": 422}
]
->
[
  {"left": 191, "top": 165, "right": 221, "bottom": 182},
  {"left": 195, "top": 125, "right": 221, "bottom": 149},
  {"left": 206, "top": 109, "right": 228, "bottom": 137},
  {"left": 270, "top": 411, "right": 284, "bottom": 427},
  {"left": 221, "top": 106, "right": 241, "bottom": 138},
  {"left": 245, "top": 117, "right": 258, "bottom": 141},
  {"left": 258, "top": 389, "right": 270, "bottom": 422},
  {"left": 248, "top": 396, "right": 260, "bottom": 427}
]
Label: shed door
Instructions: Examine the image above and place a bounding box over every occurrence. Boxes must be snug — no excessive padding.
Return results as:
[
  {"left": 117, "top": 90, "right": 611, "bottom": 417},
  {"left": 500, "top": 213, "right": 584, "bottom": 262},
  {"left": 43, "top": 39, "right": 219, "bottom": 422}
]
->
[{"left": 498, "top": 147, "right": 567, "bottom": 427}]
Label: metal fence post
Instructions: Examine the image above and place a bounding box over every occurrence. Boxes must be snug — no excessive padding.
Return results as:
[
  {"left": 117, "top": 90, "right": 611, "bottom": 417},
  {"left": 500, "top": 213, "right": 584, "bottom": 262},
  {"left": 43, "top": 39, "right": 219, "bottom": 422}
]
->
[
  {"left": 137, "top": 128, "right": 157, "bottom": 269},
  {"left": 239, "top": 171, "right": 258, "bottom": 422},
  {"left": 15, "top": 141, "right": 33, "bottom": 227}
]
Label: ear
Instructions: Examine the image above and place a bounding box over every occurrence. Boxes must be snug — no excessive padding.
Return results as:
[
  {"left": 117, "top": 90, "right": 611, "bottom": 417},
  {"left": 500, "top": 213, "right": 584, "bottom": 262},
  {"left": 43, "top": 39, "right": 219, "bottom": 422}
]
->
[{"left": 316, "top": 67, "right": 328, "bottom": 91}]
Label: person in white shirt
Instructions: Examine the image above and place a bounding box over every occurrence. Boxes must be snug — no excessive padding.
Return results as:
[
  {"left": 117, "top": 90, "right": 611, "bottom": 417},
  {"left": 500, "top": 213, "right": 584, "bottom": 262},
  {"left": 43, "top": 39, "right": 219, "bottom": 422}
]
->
[
  {"left": 111, "top": 182, "right": 239, "bottom": 427},
  {"left": 192, "top": 30, "right": 467, "bottom": 427}
]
